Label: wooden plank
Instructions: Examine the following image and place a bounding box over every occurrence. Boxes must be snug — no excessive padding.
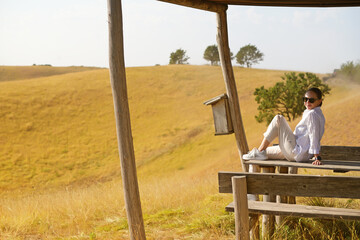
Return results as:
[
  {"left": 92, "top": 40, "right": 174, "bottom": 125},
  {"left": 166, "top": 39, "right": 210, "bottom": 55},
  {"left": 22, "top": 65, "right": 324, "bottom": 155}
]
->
[
  {"left": 226, "top": 201, "right": 360, "bottom": 220},
  {"left": 232, "top": 177, "right": 250, "bottom": 240},
  {"left": 218, "top": 172, "right": 360, "bottom": 199},
  {"left": 217, "top": 10, "right": 249, "bottom": 172},
  {"left": 157, "top": 0, "right": 228, "bottom": 13},
  {"left": 244, "top": 159, "right": 360, "bottom": 172},
  {"left": 107, "top": 1, "right": 146, "bottom": 239},
  {"left": 206, "top": 0, "right": 360, "bottom": 7},
  {"left": 321, "top": 146, "right": 360, "bottom": 161}
]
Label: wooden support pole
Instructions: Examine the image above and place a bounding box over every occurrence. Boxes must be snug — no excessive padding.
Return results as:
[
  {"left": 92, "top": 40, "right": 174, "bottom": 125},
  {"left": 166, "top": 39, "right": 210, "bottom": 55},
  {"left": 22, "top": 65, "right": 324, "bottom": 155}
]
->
[
  {"left": 157, "top": 0, "right": 227, "bottom": 13},
  {"left": 107, "top": 1, "right": 146, "bottom": 239},
  {"left": 276, "top": 166, "right": 288, "bottom": 225},
  {"left": 288, "top": 167, "right": 298, "bottom": 204},
  {"left": 232, "top": 176, "right": 250, "bottom": 240},
  {"left": 216, "top": 10, "right": 249, "bottom": 172},
  {"left": 262, "top": 167, "right": 275, "bottom": 239}
]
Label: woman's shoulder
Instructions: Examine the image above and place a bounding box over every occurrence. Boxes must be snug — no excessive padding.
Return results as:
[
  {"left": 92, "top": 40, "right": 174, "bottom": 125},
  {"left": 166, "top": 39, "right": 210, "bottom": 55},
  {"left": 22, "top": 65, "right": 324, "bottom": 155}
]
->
[{"left": 306, "top": 107, "right": 325, "bottom": 123}]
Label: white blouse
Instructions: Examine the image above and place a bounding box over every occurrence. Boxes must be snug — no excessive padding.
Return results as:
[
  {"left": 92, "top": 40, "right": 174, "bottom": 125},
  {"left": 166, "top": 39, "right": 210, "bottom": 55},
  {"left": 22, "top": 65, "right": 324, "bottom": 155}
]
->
[{"left": 292, "top": 107, "right": 325, "bottom": 162}]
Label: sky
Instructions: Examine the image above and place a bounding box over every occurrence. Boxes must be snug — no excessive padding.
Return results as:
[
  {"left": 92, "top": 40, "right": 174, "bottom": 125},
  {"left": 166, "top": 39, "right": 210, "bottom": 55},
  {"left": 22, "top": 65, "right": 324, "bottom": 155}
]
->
[{"left": 0, "top": 0, "right": 359, "bottom": 73}]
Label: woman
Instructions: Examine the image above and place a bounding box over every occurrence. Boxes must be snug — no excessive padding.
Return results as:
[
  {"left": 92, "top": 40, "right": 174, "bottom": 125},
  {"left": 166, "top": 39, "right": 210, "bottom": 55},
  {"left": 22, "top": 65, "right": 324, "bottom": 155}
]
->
[{"left": 243, "top": 87, "right": 325, "bottom": 165}]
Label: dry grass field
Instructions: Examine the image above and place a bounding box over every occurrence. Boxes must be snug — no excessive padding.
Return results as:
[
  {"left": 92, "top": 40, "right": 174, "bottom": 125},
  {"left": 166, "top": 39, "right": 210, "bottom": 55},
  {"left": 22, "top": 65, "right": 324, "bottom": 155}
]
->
[{"left": 0, "top": 65, "right": 359, "bottom": 239}]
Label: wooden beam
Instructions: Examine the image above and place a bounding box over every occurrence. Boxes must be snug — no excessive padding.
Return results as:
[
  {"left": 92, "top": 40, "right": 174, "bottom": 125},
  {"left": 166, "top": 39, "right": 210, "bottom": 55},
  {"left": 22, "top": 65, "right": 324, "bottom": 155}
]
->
[
  {"left": 107, "top": 1, "right": 146, "bottom": 239},
  {"left": 216, "top": 10, "right": 249, "bottom": 172},
  {"left": 206, "top": 0, "right": 360, "bottom": 7},
  {"left": 158, "top": 0, "right": 227, "bottom": 13}
]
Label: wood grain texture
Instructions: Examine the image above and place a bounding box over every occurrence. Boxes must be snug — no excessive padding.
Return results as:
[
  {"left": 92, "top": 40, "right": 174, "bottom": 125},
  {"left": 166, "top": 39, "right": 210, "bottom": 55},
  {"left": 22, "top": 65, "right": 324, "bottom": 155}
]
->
[
  {"left": 226, "top": 201, "right": 360, "bottom": 220},
  {"left": 244, "top": 159, "right": 360, "bottom": 172},
  {"left": 321, "top": 146, "right": 360, "bottom": 161},
  {"left": 157, "top": 0, "right": 227, "bottom": 12},
  {"left": 217, "top": 10, "right": 249, "bottom": 172},
  {"left": 232, "top": 177, "right": 250, "bottom": 240},
  {"left": 218, "top": 172, "right": 360, "bottom": 199},
  {"left": 261, "top": 167, "right": 275, "bottom": 238},
  {"left": 205, "top": 0, "right": 360, "bottom": 7},
  {"left": 276, "top": 166, "right": 288, "bottom": 224},
  {"left": 107, "top": 1, "right": 146, "bottom": 239}
]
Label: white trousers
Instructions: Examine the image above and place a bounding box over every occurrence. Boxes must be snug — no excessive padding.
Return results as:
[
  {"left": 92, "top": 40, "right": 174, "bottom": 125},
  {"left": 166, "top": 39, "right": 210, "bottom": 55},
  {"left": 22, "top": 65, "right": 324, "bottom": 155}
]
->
[{"left": 263, "top": 115, "right": 296, "bottom": 161}]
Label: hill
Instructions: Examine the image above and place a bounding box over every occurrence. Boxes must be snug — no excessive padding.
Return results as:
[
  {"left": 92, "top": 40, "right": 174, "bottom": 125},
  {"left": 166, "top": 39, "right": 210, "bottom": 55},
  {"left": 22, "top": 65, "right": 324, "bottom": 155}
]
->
[
  {"left": 0, "top": 65, "right": 101, "bottom": 82},
  {"left": 0, "top": 65, "right": 359, "bottom": 239}
]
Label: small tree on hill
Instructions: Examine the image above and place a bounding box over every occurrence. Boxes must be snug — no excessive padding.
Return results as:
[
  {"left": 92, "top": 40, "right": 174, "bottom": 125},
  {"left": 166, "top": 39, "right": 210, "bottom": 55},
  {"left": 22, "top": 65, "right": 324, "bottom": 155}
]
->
[
  {"left": 203, "top": 44, "right": 234, "bottom": 66},
  {"left": 169, "top": 48, "right": 190, "bottom": 64},
  {"left": 203, "top": 45, "right": 220, "bottom": 66},
  {"left": 254, "top": 72, "right": 331, "bottom": 125},
  {"left": 236, "top": 44, "right": 264, "bottom": 68}
]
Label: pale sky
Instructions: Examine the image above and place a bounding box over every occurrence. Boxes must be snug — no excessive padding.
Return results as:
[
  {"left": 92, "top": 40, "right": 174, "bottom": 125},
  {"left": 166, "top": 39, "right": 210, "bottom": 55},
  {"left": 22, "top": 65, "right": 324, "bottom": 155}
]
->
[{"left": 0, "top": 0, "right": 359, "bottom": 73}]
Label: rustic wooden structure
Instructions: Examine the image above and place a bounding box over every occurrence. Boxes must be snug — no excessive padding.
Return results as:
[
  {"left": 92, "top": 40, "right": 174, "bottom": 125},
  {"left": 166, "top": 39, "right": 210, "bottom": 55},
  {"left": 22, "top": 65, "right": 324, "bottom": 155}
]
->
[
  {"left": 204, "top": 94, "right": 234, "bottom": 135},
  {"left": 219, "top": 172, "right": 360, "bottom": 239},
  {"left": 220, "top": 145, "right": 360, "bottom": 238},
  {"left": 107, "top": 0, "right": 360, "bottom": 239}
]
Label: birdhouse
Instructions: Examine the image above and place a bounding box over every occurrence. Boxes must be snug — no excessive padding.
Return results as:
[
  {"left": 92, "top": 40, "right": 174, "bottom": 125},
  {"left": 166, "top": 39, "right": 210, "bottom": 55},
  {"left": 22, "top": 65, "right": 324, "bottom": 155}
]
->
[{"left": 204, "top": 94, "right": 234, "bottom": 135}]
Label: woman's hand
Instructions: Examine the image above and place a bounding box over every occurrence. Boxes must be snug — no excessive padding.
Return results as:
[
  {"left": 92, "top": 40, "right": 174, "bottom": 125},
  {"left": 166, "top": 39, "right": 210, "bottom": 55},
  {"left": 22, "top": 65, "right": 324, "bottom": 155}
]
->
[
  {"left": 312, "top": 155, "right": 322, "bottom": 165},
  {"left": 312, "top": 159, "right": 322, "bottom": 165}
]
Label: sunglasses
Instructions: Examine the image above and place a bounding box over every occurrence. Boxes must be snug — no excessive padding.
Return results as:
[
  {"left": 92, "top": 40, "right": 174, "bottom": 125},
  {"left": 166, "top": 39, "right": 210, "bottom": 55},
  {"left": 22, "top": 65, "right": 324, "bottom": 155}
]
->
[{"left": 303, "top": 97, "right": 318, "bottom": 103}]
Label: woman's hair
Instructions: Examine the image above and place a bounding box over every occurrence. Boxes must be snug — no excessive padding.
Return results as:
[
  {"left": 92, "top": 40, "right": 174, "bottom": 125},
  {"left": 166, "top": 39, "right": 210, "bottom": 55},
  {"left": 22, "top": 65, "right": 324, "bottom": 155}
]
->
[{"left": 306, "top": 87, "right": 323, "bottom": 106}]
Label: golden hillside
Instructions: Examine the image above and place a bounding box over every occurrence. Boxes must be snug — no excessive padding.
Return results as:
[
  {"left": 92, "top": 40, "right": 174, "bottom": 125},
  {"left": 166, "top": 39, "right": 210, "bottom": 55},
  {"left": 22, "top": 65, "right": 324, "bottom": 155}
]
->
[
  {"left": 0, "top": 65, "right": 359, "bottom": 239},
  {"left": 0, "top": 65, "right": 101, "bottom": 82}
]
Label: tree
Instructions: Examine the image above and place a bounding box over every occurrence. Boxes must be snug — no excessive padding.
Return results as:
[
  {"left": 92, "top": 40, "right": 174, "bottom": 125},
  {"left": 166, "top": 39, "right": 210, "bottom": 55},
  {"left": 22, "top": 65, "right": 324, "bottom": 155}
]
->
[
  {"left": 203, "top": 44, "right": 234, "bottom": 66},
  {"left": 254, "top": 72, "right": 331, "bottom": 125},
  {"left": 236, "top": 44, "right": 264, "bottom": 68},
  {"left": 203, "top": 45, "right": 219, "bottom": 66},
  {"left": 169, "top": 48, "right": 190, "bottom": 64}
]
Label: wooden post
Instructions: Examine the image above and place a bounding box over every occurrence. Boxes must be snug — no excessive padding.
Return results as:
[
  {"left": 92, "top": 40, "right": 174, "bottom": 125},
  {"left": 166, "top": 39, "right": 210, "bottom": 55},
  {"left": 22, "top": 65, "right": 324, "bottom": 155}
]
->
[
  {"left": 288, "top": 167, "right": 298, "bottom": 204},
  {"left": 107, "top": 1, "right": 146, "bottom": 239},
  {"left": 276, "top": 166, "right": 288, "bottom": 225},
  {"left": 216, "top": 10, "right": 249, "bottom": 172},
  {"left": 232, "top": 176, "right": 250, "bottom": 240},
  {"left": 262, "top": 167, "right": 275, "bottom": 239}
]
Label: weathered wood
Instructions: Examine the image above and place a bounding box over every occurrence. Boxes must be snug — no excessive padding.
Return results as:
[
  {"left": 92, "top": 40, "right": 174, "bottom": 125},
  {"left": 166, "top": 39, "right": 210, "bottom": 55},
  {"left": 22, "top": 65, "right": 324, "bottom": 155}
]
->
[
  {"left": 218, "top": 172, "right": 360, "bottom": 199},
  {"left": 288, "top": 167, "right": 298, "bottom": 204},
  {"left": 276, "top": 166, "right": 288, "bottom": 225},
  {"left": 232, "top": 177, "right": 250, "bottom": 240},
  {"left": 205, "top": 0, "right": 360, "bottom": 7},
  {"left": 157, "top": 0, "right": 227, "bottom": 12},
  {"left": 107, "top": 1, "right": 146, "bottom": 239},
  {"left": 321, "top": 146, "right": 360, "bottom": 161},
  {"left": 217, "top": 10, "right": 249, "bottom": 172},
  {"left": 261, "top": 167, "right": 275, "bottom": 239},
  {"left": 204, "top": 94, "right": 234, "bottom": 135},
  {"left": 226, "top": 201, "right": 360, "bottom": 220},
  {"left": 244, "top": 159, "right": 360, "bottom": 172},
  {"left": 248, "top": 164, "right": 260, "bottom": 240}
]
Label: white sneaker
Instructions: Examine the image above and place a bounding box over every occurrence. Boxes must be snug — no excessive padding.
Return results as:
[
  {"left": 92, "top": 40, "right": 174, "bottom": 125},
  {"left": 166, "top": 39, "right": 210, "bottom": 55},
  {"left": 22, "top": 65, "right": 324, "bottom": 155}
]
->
[{"left": 243, "top": 147, "right": 268, "bottom": 160}]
